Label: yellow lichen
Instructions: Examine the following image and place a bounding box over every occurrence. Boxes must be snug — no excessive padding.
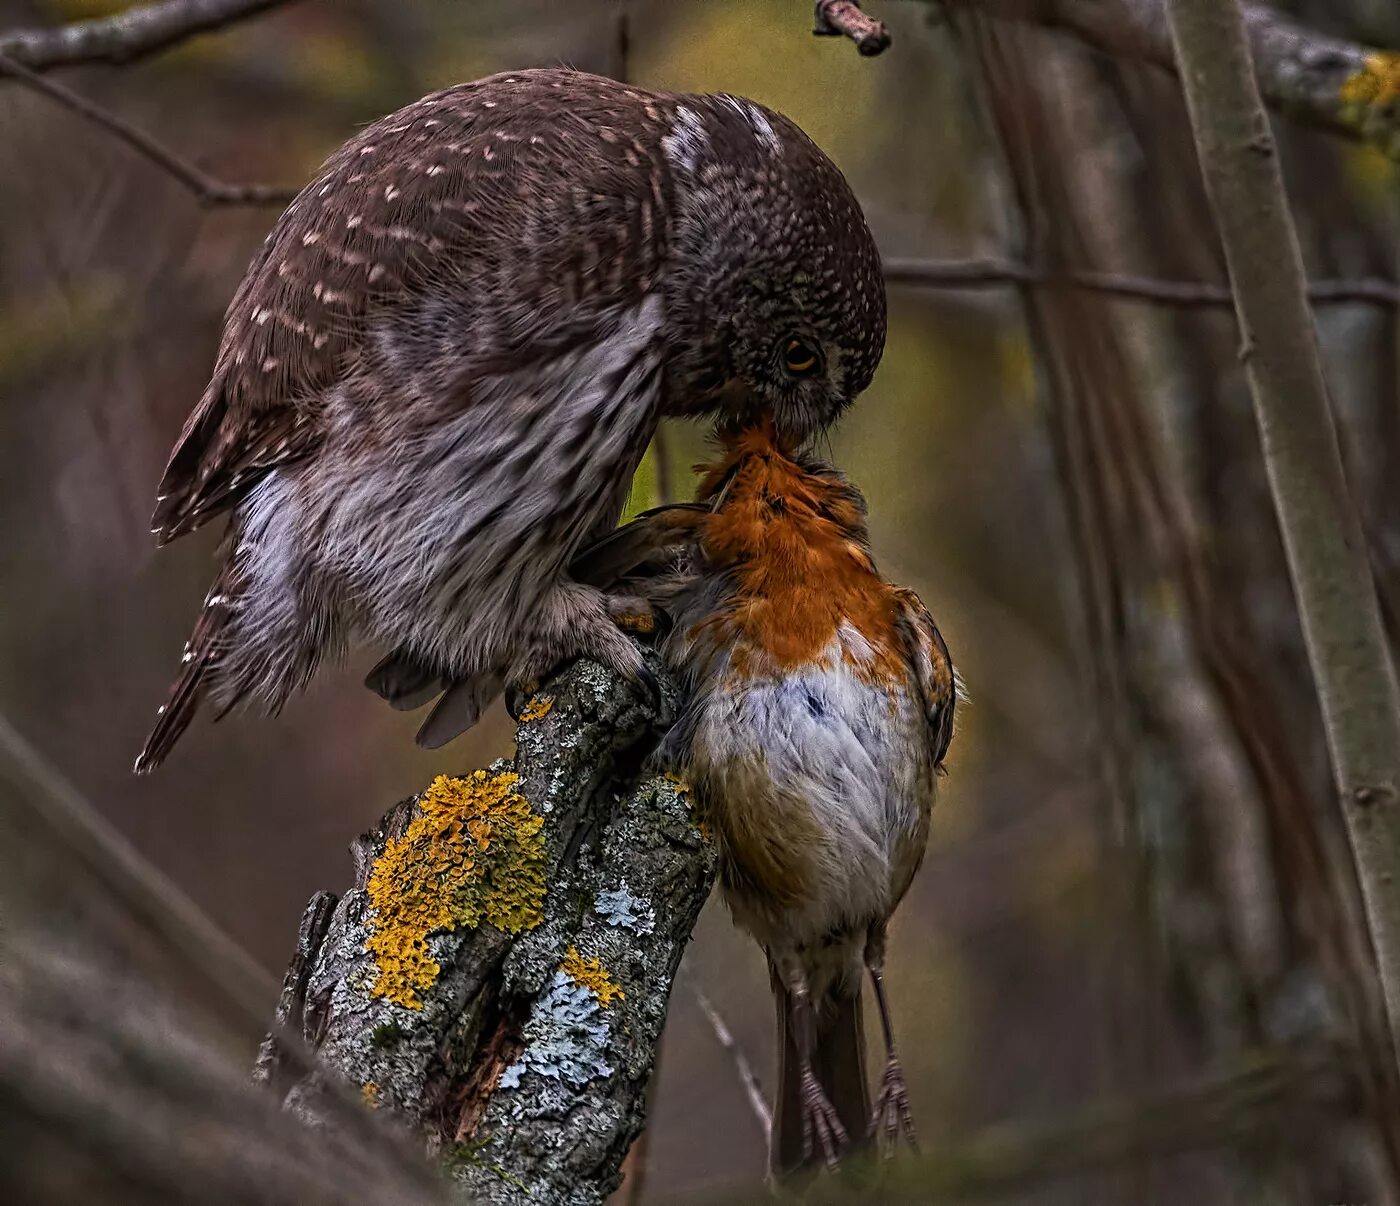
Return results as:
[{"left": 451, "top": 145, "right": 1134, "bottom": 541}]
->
[
  {"left": 562, "top": 945, "right": 624, "bottom": 1007},
  {"left": 1341, "top": 52, "right": 1400, "bottom": 107},
  {"left": 366, "top": 771, "right": 546, "bottom": 1009},
  {"left": 361, "top": 1081, "right": 380, "bottom": 1107},
  {"left": 518, "top": 694, "right": 554, "bottom": 723}
]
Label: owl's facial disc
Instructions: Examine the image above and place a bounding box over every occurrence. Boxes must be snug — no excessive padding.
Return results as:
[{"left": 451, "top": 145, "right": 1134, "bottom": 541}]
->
[{"left": 711, "top": 329, "right": 846, "bottom": 445}]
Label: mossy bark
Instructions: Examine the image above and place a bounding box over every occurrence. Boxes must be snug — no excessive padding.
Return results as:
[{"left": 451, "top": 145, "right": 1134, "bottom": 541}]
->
[{"left": 255, "top": 650, "right": 717, "bottom": 1205}]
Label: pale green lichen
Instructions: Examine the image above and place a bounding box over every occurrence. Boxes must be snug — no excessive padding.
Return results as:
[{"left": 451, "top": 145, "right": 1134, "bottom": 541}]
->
[
  {"left": 1341, "top": 52, "right": 1400, "bottom": 107},
  {"left": 595, "top": 887, "right": 654, "bottom": 934},
  {"left": 496, "top": 947, "right": 625, "bottom": 1093},
  {"left": 365, "top": 771, "right": 546, "bottom": 1009}
]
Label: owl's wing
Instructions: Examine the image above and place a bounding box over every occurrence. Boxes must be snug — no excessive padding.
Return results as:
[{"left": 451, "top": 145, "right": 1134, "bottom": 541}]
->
[
  {"left": 569, "top": 504, "right": 710, "bottom": 589},
  {"left": 152, "top": 70, "right": 672, "bottom": 544},
  {"left": 891, "top": 586, "right": 956, "bottom": 767}
]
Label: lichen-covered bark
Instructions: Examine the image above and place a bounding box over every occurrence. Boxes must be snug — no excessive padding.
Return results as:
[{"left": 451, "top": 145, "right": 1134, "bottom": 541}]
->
[{"left": 255, "top": 649, "right": 717, "bottom": 1205}]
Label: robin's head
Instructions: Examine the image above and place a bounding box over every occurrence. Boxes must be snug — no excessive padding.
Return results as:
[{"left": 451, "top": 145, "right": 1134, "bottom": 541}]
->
[{"left": 661, "top": 92, "right": 886, "bottom": 444}]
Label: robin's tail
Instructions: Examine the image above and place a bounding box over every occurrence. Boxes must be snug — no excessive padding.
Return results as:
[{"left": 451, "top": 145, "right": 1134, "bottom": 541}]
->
[
  {"left": 771, "top": 971, "right": 871, "bottom": 1180},
  {"left": 134, "top": 563, "right": 239, "bottom": 774}
]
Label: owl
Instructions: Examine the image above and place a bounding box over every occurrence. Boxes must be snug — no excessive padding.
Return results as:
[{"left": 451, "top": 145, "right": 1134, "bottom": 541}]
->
[{"left": 135, "top": 67, "right": 884, "bottom": 771}]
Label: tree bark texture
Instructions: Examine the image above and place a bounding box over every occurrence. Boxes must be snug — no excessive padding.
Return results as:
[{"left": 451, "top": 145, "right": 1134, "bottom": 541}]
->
[
  {"left": 254, "top": 650, "right": 717, "bottom": 1206},
  {"left": 1163, "top": 0, "right": 1400, "bottom": 1055}
]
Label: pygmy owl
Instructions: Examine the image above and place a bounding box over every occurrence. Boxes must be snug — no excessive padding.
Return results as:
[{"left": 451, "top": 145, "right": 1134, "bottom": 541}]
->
[
  {"left": 135, "top": 67, "right": 885, "bottom": 771},
  {"left": 574, "top": 423, "right": 955, "bottom": 1177}
]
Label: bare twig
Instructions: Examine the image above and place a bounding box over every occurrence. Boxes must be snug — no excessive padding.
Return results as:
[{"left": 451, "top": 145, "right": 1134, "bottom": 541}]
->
[
  {"left": 813, "top": 0, "right": 892, "bottom": 56},
  {"left": 927, "top": 0, "right": 1400, "bottom": 160},
  {"left": 0, "top": 52, "right": 298, "bottom": 208},
  {"left": 882, "top": 256, "right": 1400, "bottom": 310},
  {"left": 1165, "top": 0, "right": 1400, "bottom": 1055},
  {"left": 691, "top": 985, "right": 773, "bottom": 1144},
  {"left": 0, "top": 0, "right": 300, "bottom": 73}
]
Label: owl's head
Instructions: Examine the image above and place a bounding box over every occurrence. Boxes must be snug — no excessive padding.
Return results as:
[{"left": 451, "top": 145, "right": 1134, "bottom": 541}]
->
[{"left": 661, "top": 93, "right": 886, "bottom": 444}]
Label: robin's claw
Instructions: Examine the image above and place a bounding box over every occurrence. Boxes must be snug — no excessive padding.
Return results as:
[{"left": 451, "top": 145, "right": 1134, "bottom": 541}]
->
[
  {"left": 869, "top": 1057, "right": 918, "bottom": 1157},
  {"left": 799, "top": 1067, "right": 848, "bottom": 1171}
]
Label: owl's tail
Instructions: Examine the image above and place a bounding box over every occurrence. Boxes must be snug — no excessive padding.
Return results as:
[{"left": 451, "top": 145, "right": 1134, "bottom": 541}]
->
[
  {"left": 770, "top": 970, "right": 871, "bottom": 1180},
  {"left": 133, "top": 562, "right": 238, "bottom": 774}
]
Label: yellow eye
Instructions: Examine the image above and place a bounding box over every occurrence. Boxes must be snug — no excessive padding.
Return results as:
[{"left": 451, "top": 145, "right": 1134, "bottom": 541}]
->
[{"left": 783, "top": 337, "right": 820, "bottom": 376}]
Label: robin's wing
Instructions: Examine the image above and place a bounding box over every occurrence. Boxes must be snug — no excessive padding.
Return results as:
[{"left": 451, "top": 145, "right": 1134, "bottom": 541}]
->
[
  {"left": 891, "top": 586, "right": 956, "bottom": 767},
  {"left": 569, "top": 504, "right": 709, "bottom": 589},
  {"left": 152, "top": 69, "right": 674, "bottom": 544}
]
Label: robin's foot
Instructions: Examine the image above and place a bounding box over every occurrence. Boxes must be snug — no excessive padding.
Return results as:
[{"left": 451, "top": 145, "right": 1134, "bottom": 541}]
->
[
  {"left": 869, "top": 1057, "right": 917, "bottom": 1156},
  {"left": 800, "top": 1068, "right": 849, "bottom": 1171}
]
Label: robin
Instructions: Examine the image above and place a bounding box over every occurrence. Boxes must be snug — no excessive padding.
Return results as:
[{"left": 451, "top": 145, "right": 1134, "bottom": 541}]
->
[{"left": 573, "top": 422, "right": 956, "bottom": 1177}]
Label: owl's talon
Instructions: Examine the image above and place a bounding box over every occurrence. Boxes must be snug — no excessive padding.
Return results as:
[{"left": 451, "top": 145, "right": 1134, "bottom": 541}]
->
[
  {"left": 629, "top": 662, "right": 662, "bottom": 710},
  {"left": 505, "top": 678, "right": 542, "bottom": 720},
  {"left": 613, "top": 609, "right": 656, "bottom": 635}
]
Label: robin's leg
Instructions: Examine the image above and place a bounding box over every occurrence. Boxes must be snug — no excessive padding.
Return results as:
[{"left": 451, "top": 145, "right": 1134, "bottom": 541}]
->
[
  {"left": 865, "top": 925, "right": 917, "bottom": 1154},
  {"left": 778, "top": 956, "right": 848, "bottom": 1170}
]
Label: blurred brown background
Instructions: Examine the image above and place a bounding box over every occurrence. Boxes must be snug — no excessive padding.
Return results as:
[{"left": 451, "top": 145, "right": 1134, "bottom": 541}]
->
[{"left": 3, "top": 1, "right": 1399, "bottom": 1201}]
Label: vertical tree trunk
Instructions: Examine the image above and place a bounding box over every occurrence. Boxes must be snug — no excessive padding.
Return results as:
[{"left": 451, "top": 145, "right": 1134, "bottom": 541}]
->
[{"left": 1163, "top": 0, "right": 1400, "bottom": 1055}]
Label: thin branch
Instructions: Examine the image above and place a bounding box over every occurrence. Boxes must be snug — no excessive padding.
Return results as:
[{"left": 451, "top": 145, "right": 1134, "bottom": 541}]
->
[
  {"left": 926, "top": 0, "right": 1400, "bottom": 160},
  {"left": 691, "top": 985, "right": 773, "bottom": 1144},
  {"left": 0, "top": 52, "right": 298, "bottom": 208},
  {"left": 882, "top": 255, "right": 1400, "bottom": 310},
  {"left": 0, "top": 0, "right": 300, "bottom": 73},
  {"left": 813, "top": 0, "right": 892, "bottom": 56},
  {"left": 1165, "top": 0, "right": 1400, "bottom": 1053}
]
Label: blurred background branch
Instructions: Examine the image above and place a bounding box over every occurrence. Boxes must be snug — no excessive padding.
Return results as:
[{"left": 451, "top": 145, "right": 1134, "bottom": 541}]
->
[
  {"left": 0, "top": 0, "right": 300, "bottom": 72},
  {"left": 1164, "top": 0, "right": 1400, "bottom": 1073},
  {"left": 883, "top": 255, "right": 1400, "bottom": 309},
  {"left": 937, "top": 0, "right": 1400, "bottom": 158},
  {"left": 0, "top": 52, "right": 297, "bottom": 206}
]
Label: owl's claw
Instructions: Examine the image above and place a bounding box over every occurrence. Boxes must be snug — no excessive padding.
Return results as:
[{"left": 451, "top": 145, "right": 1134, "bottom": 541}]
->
[
  {"left": 629, "top": 660, "right": 662, "bottom": 710},
  {"left": 505, "top": 678, "right": 542, "bottom": 720}
]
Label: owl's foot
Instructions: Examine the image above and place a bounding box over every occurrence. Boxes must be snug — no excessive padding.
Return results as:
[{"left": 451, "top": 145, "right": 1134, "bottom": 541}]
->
[
  {"left": 605, "top": 592, "right": 669, "bottom": 638},
  {"left": 800, "top": 1067, "right": 849, "bottom": 1171},
  {"left": 505, "top": 678, "right": 542, "bottom": 721},
  {"left": 511, "top": 583, "right": 662, "bottom": 712},
  {"left": 869, "top": 1056, "right": 917, "bottom": 1157}
]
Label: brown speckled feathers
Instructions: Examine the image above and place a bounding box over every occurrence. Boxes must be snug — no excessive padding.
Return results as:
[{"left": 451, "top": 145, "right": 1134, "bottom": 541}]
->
[{"left": 153, "top": 69, "right": 680, "bottom": 543}]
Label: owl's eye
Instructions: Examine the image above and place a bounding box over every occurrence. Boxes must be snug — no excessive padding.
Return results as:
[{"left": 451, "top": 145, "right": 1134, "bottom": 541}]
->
[{"left": 781, "top": 336, "right": 821, "bottom": 377}]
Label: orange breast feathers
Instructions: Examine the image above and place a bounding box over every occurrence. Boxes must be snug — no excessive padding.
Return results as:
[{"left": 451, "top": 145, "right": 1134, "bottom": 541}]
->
[{"left": 692, "top": 425, "right": 904, "bottom": 683}]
